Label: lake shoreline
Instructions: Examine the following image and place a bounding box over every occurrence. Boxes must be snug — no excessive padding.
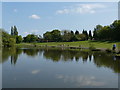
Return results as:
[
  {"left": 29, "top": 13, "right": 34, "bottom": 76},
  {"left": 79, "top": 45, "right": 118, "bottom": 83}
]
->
[{"left": 15, "top": 43, "right": 120, "bottom": 55}]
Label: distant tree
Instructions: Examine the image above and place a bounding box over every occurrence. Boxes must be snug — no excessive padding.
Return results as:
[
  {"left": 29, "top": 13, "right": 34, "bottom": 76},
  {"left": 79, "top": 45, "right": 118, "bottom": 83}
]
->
[
  {"left": 111, "top": 20, "right": 120, "bottom": 41},
  {"left": 16, "top": 35, "right": 23, "bottom": 43},
  {"left": 71, "top": 31, "right": 74, "bottom": 35},
  {"left": 95, "top": 25, "right": 103, "bottom": 31},
  {"left": 31, "top": 34, "right": 38, "bottom": 42},
  {"left": 82, "top": 30, "right": 88, "bottom": 40},
  {"left": 70, "top": 30, "right": 76, "bottom": 41},
  {"left": 11, "top": 26, "right": 18, "bottom": 36},
  {"left": 43, "top": 31, "right": 52, "bottom": 42},
  {"left": 51, "top": 30, "right": 61, "bottom": 42},
  {"left": 75, "top": 34, "right": 86, "bottom": 41},
  {"left": 62, "top": 30, "right": 71, "bottom": 42},
  {"left": 23, "top": 34, "right": 38, "bottom": 43},
  {"left": 11, "top": 26, "right": 14, "bottom": 36},
  {"left": 2, "top": 29, "right": 16, "bottom": 47},
  {"left": 75, "top": 30, "right": 79, "bottom": 35},
  {"left": 14, "top": 26, "right": 18, "bottom": 36},
  {"left": 93, "top": 28, "right": 98, "bottom": 40},
  {"left": 89, "top": 30, "right": 92, "bottom": 40}
]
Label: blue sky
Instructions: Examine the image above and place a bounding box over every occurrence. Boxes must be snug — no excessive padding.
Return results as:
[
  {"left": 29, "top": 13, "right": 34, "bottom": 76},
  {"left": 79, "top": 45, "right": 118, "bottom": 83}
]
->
[{"left": 2, "top": 2, "right": 118, "bottom": 37}]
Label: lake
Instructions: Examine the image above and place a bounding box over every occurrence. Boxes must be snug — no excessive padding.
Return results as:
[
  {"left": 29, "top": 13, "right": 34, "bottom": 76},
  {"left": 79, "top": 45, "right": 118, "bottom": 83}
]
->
[{"left": 2, "top": 47, "right": 120, "bottom": 88}]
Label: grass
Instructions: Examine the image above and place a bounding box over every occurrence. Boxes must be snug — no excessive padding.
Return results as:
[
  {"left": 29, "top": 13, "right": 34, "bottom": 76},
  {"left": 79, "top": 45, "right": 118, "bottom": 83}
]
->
[{"left": 16, "top": 40, "right": 120, "bottom": 50}]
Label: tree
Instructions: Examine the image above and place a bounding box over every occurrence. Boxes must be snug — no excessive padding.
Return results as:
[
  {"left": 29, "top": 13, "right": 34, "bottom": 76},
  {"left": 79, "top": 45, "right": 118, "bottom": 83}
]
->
[
  {"left": 16, "top": 35, "right": 23, "bottom": 43},
  {"left": 89, "top": 30, "right": 92, "bottom": 40},
  {"left": 11, "top": 26, "right": 14, "bottom": 36},
  {"left": 23, "top": 34, "right": 38, "bottom": 43},
  {"left": 82, "top": 30, "right": 88, "bottom": 40},
  {"left": 93, "top": 29, "right": 98, "bottom": 40},
  {"left": 14, "top": 26, "right": 18, "bottom": 36},
  {"left": 95, "top": 25, "right": 103, "bottom": 31},
  {"left": 51, "top": 30, "right": 61, "bottom": 42},
  {"left": 75, "top": 30, "right": 79, "bottom": 35},
  {"left": 43, "top": 31, "right": 52, "bottom": 42},
  {"left": 11, "top": 26, "right": 18, "bottom": 36},
  {"left": 71, "top": 31, "right": 74, "bottom": 35},
  {"left": 2, "top": 29, "right": 16, "bottom": 47},
  {"left": 111, "top": 20, "right": 120, "bottom": 41},
  {"left": 75, "top": 34, "right": 86, "bottom": 41},
  {"left": 70, "top": 30, "right": 76, "bottom": 41}
]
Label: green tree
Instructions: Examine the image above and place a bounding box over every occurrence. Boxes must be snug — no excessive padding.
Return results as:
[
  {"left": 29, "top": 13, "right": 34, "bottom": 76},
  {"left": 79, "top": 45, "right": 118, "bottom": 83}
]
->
[
  {"left": 89, "top": 30, "right": 92, "bottom": 40},
  {"left": 14, "top": 26, "right": 18, "bottom": 36},
  {"left": 62, "top": 30, "right": 71, "bottom": 42},
  {"left": 16, "top": 35, "right": 23, "bottom": 43},
  {"left": 75, "top": 30, "right": 79, "bottom": 35},
  {"left": 70, "top": 30, "right": 76, "bottom": 41},
  {"left": 76, "top": 34, "right": 86, "bottom": 41},
  {"left": 11, "top": 26, "right": 18, "bottom": 36},
  {"left": 82, "top": 30, "right": 89, "bottom": 40},
  {"left": 11, "top": 26, "right": 14, "bottom": 36},
  {"left": 2, "top": 29, "right": 16, "bottom": 47},
  {"left": 51, "top": 29, "right": 61, "bottom": 42},
  {"left": 23, "top": 34, "right": 38, "bottom": 43},
  {"left": 43, "top": 31, "right": 52, "bottom": 42}
]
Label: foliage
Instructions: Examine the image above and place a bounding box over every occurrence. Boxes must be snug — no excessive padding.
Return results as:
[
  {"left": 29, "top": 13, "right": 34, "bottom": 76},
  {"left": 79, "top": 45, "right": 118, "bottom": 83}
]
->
[
  {"left": 16, "top": 35, "right": 23, "bottom": 44},
  {"left": 89, "top": 30, "right": 92, "bottom": 40},
  {"left": 11, "top": 26, "right": 18, "bottom": 36},
  {"left": 43, "top": 31, "right": 52, "bottom": 42},
  {"left": 82, "top": 30, "right": 89, "bottom": 40},
  {"left": 93, "top": 20, "right": 120, "bottom": 41},
  {"left": 2, "top": 20, "right": 120, "bottom": 46},
  {"left": 51, "top": 30, "right": 62, "bottom": 42},
  {"left": 23, "top": 34, "right": 38, "bottom": 43},
  {"left": 75, "top": 30, "right": 79, "bottom": 35},
  {"left": 2, "top": 29, "right": 16, "bottom": 47}
]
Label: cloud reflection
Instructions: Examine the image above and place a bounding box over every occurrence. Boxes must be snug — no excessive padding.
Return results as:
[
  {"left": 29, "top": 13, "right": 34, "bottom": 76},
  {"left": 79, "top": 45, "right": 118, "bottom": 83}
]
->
[
  {"left": 31, "top": 70, "right": 41, "bottom": 74},
  {"left": 56, "top": 74, "right": 105, "bottom": 87}
]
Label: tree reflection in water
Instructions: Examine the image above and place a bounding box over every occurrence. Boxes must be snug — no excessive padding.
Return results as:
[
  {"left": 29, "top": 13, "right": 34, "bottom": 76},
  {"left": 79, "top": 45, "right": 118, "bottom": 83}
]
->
[{"left": 2, "top": 47, "right": 120, "bottom": 73}]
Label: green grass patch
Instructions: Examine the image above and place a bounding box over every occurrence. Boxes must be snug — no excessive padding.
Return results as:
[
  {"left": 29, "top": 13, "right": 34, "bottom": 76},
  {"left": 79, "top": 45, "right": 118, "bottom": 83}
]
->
[{"left": 16, "top": 41, "right": 120, "bottom": 50}]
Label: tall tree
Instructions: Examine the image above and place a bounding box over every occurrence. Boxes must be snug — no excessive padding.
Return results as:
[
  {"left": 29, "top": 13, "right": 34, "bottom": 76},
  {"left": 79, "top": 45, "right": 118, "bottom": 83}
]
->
[
  {"left": 11, "top": 26, "right": 18, "bottom": 36},
  {"left": 82, "top": 30, "right": 88, "bottom": 40},
  {"left": 75, "top": 30, "right": 79, "bottom": 35},
  {"left": 71, "top": 31, "right": 74, "bottom": 35},
  {"left": 14, "top": 26, "right": 18, "bottom": 36},
  {"left": 11, "top": 26, "right": 14, "bottom": 36},
  {"left": 89, "top": 30, "right": 92, "bottom": 40}
]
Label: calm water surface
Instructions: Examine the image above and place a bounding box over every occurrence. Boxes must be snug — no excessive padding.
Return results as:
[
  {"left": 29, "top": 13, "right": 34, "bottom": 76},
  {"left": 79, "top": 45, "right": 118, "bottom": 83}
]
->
[{"left": 2, "top": 47, "right": 120, "bottom": 88}]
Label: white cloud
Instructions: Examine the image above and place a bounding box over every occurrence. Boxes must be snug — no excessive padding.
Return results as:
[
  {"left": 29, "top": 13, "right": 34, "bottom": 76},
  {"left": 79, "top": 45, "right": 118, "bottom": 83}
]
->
[
  {"left": 56, "top": 9, "right": 70, "bottom": 14},
  {"left": 56, "top": 4, "right": 106, "bottom": 14},
  {"left": 14, "top": 9, "right": 18, "bottom": 12},
  {"left": 29, "top": 14, "right": 40, "bottom": 19}
]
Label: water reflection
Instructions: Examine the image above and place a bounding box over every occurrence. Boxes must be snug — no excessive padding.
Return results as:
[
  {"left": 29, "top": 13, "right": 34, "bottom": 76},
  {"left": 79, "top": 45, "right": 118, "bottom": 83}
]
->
[
  {"left": 55, "top": 74, "right": 105, "bottom": 87},
  {"left": 2, "top": 47, "right": 120, "bottom": 73}
]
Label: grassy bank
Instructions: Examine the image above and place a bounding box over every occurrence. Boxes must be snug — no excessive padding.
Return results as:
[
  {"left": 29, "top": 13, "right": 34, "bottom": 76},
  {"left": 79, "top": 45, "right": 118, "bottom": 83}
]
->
[{"left": 16, "top": 40, "right": 120, "bottom": 50}]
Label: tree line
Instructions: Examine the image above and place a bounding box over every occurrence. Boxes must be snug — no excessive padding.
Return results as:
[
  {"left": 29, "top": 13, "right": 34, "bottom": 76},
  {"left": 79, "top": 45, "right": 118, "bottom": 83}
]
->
[{"left": 1, "top": 20, "right": 120, "bottom": 47}]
